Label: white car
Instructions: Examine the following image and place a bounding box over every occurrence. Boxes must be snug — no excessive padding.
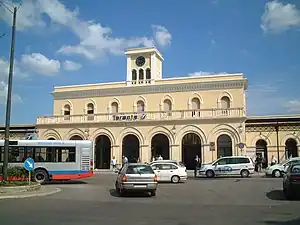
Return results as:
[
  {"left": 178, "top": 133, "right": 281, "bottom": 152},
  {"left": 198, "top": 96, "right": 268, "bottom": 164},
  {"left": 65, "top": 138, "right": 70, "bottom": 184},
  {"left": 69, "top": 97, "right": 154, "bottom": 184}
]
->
[
  {"left": 265, "top": 157, "right": 300, "bottom": 178},
  {"left": 149, "top": 160, "right": 187, "bottom": 183},
  {"left": 198, "top": 156, "right": 255, "bottom": 178}
]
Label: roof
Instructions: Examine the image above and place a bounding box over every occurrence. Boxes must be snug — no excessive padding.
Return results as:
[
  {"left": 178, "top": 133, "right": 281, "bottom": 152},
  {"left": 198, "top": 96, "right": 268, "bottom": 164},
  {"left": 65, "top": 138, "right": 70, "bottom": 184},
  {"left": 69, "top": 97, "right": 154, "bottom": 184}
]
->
[
  {"left": 0, "top": 124, "right": 36, "bottom": 131},
  {"left": 246, "top": 114, "right": 300, "bottom": 124}
]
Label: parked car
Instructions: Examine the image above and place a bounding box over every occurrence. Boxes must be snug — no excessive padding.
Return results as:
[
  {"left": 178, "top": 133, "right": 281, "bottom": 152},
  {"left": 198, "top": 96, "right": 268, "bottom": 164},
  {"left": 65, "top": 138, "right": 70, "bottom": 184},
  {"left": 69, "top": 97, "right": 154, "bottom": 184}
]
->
[
  {"left": 283, "top": 162, "right": 300, "bottom": 200},
  {"left": 149, "top": 160, "right": 187, "bottom": 183},
  {"left": 265, "top": 157, "right": 300, "bottom": 178},
  {"left": 198, "top": 156, "right": 255, "bottom": 178},
  {"left": 115, "top": 163, "right": 158, "bottom": 196}
]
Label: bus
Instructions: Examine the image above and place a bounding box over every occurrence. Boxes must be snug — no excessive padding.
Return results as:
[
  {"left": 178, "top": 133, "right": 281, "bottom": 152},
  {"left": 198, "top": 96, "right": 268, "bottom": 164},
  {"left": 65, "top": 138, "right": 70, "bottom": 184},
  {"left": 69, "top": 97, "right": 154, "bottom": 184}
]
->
[{"left": 0, "top": 140, "right": 94, "bottom": 183}]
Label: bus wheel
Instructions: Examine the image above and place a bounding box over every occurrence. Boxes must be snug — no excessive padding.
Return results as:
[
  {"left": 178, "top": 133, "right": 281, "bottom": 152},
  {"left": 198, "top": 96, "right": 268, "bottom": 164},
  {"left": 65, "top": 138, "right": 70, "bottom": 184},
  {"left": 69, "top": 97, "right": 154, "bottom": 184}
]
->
[{"left": 34, "top": 169, "right": 49, "bottom": 184}]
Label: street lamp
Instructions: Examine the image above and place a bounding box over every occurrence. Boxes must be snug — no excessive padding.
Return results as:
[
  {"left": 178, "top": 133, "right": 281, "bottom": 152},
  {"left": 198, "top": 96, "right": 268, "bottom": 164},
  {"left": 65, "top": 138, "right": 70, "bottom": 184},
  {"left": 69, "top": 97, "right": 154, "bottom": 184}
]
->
[{"left": 1, "top": 3, "right": 17, "bottom": 182}]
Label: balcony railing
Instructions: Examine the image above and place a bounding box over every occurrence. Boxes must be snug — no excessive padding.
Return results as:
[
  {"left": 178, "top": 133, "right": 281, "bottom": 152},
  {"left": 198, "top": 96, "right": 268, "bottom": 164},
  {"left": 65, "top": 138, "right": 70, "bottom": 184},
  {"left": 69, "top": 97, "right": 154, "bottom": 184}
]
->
[{"left": 37, "top": 108, "right": 245, "bottom": 125}]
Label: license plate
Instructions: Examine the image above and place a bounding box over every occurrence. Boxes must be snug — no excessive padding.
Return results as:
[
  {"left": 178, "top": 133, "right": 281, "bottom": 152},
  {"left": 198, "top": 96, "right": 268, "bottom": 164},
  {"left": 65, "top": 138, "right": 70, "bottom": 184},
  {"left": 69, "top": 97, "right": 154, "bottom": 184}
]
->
[{"left": 134, "top": 185, "right": 147, "bottom": 188}]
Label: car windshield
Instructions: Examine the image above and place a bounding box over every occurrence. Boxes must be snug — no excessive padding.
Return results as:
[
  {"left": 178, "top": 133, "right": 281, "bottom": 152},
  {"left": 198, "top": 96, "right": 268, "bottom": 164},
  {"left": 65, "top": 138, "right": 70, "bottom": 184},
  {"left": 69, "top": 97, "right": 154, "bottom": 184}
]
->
[
  {"left": 126, "top": 165, "right": 154, "bottom": 174},
  {"left": 178, "top": 161, "right": 185, "bottom": 167},
  {"left": 279, "top": 159, "right": 289, "bottom": 165}
]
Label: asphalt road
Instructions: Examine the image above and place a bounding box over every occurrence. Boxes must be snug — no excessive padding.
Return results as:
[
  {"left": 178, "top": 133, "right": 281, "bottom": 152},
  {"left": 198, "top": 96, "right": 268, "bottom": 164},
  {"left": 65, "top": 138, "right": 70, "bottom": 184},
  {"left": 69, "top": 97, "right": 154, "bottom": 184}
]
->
[{"left": 0, "top": 174, "right": 300, "bottom": 225}]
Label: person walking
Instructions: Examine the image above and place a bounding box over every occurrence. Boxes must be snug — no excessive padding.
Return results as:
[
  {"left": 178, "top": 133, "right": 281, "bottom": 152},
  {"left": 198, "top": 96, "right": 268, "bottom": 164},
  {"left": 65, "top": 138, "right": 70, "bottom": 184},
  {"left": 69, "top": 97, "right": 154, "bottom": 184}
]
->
[{"left": 194, "top": 155, "right": 201, "bottom": 177}]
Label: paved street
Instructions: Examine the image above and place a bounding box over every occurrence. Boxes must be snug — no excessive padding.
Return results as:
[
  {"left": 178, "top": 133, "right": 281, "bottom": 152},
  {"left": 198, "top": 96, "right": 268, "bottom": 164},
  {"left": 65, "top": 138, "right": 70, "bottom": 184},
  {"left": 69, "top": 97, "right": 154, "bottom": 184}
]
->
[{"left": 0, "top": 174, "right": 300, "bottom": 225}]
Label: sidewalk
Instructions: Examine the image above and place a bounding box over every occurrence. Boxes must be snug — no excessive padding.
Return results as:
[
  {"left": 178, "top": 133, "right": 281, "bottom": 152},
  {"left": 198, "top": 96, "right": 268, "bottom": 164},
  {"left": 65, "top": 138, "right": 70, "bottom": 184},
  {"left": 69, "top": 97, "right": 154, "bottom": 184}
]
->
[{"left": 0, "top": 185, "right": 61, "bottom": 200}]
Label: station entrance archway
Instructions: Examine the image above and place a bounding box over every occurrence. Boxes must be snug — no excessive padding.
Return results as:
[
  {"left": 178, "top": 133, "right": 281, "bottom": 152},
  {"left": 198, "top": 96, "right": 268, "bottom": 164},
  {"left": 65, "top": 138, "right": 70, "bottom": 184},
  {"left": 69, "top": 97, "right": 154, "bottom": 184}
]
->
[
  {"left": 181, "top": 133, "right": 201, "bottom": 170},
  {"left": 285, "top": 139, "right": 298, "bottom": 158},
  {"left": 122, "top": 134, "right": 140, "bottom": 163},
  {"left": 151, "top": 134, "right": 170, "bottom": 160},
  {"left": 95, "top": 135, "right": 111, "bottom": 169}
]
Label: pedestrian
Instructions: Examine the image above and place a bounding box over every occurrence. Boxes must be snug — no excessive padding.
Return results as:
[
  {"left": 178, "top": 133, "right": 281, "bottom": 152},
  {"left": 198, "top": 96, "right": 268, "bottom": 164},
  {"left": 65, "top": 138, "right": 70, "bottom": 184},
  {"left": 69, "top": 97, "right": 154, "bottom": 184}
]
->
[
  {"left": 111, "top": 156, "right": 117, "bottom": 171},
  {"left": 194, "top": 155, "right": 201, "bottom": 177},
  {"left": 255, "top": 155, "right": 262, "bottom": 173},
  {"left": 122, "top": 155, "right": 128, "bottom": 166},
  {"left": 271, "top": 155, "right": 277, "bottom": 166}
]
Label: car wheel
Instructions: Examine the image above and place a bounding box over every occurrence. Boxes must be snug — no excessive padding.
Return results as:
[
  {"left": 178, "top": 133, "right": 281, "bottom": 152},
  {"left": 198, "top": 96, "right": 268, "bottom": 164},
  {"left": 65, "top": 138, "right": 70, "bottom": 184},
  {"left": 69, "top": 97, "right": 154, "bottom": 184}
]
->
[
  {"left": 206, "top": 170, "right": 215, "bottom": 178},
  {"left": 150, "top": 191, "right": 156, "bottom": 197},
  {"left": 273, "top": 170, "right": 282, "bottom": 178},
  {"left": 240, "top": 169, "right": 250, "bottom": 178},
  {"left": 171, "top": 175, "right": 180, "bottom": 183}
]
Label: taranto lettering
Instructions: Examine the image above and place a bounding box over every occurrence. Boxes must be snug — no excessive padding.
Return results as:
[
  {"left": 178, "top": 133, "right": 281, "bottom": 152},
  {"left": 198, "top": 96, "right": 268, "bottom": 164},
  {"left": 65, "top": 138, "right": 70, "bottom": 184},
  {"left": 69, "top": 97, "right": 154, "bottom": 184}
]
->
[{"left": 113, "top": 114, "right": 146, "bottom": 121}]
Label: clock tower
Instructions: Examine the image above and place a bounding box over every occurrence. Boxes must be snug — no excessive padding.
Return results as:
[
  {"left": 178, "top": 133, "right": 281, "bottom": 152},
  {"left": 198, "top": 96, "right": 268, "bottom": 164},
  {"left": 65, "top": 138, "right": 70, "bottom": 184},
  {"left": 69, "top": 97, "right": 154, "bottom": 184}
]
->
[{"left": 125, "top": 47, "right": 164, "bottom": 86}]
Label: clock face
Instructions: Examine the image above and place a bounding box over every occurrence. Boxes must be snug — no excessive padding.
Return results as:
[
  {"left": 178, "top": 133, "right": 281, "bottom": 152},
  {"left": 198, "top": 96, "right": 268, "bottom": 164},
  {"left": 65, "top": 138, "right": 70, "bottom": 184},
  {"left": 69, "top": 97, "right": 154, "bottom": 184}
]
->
[{"left": 136, "top": 56, "right": 145, "bottom": 67}]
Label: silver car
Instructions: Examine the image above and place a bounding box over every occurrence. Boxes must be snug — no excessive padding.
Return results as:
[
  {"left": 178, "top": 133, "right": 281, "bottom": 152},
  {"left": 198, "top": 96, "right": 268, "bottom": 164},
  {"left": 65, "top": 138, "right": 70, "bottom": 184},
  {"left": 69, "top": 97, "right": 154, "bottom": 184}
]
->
[{"left": 115, "top": 163, "right": 158, "bottom": 196}]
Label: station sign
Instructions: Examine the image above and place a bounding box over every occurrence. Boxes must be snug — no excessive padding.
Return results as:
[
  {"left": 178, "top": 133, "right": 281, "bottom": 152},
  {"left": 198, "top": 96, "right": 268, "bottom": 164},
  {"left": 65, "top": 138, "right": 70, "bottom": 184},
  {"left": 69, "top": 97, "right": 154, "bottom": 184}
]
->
[{"left": 113, "top": 113, "right": 146, "bottom": 121}]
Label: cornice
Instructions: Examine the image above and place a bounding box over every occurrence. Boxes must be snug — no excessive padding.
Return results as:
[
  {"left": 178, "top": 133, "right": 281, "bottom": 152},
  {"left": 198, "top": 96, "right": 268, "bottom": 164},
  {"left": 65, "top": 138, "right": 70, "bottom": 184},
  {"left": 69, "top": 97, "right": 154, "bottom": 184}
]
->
[{"left": 52, "top": 79, "right": 247, "bottom": 100}]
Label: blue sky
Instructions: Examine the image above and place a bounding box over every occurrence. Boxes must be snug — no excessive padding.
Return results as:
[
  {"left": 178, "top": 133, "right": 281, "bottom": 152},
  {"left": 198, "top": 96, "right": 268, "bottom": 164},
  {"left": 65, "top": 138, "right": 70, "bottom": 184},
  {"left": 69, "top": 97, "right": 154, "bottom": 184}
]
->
[{"left": 0, "top": 0, "right": 300, "bottom": 124}]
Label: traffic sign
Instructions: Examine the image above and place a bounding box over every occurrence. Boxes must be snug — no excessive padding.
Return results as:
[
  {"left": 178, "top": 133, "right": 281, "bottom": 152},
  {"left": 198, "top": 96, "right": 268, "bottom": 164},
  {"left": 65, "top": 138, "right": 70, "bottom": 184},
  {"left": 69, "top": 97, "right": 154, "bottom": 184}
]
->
[{"left": 24, "top": 157, "right": 35, "bottom": 171}]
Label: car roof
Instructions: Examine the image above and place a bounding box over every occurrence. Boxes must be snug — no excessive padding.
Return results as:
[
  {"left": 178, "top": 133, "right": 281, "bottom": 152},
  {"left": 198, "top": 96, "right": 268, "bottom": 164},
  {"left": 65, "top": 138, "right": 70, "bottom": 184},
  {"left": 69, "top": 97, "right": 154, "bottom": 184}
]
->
[
  {"left": 127, "top": 163, "right": 150, "bottom": 166},
  {"left": 218, "top": 156, "right": 250, "bottom": 159}
]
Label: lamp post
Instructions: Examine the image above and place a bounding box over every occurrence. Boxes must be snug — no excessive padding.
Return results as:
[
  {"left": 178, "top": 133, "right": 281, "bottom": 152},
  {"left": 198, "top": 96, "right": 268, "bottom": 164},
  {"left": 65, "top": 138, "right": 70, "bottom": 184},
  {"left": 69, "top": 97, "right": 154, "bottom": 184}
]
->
[{"left": 2, "top": 6, "right": 17, "bottom": 182}]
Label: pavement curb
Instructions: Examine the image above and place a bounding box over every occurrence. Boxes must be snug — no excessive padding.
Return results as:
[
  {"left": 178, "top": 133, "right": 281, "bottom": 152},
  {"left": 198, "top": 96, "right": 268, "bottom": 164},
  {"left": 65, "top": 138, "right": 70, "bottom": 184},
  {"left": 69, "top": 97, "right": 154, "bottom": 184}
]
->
[{"left": 0, "top": 187, "right": 62, "bottom": 200}]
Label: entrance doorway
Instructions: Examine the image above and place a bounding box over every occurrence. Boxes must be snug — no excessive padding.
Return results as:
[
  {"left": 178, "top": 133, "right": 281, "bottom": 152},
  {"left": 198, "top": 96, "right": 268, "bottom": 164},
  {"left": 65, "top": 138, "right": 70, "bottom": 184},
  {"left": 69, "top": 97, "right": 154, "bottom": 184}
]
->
[
  {"left": 181, "top": 133, "right": 201, "bottom": 170},
  {"left": 151, "top": 134, "right": 170, "bottom": 160},
  {"left": 285, "top": 139, "right": 298, "bottom": 158},
  {"left": 255, "top": 139, "right": 268, "bottom": 168},
  {"left": 95, "top": 135, "right": 111, "bottom": 169},
  {"left": 217, "top": 134, "right": 232, "bottom": 158},
  {"left": 70, "top": 135, "right": 83, "bottom": 140},
  {"left": 122, "top": 134, "right": 140, "bottom": 163}
]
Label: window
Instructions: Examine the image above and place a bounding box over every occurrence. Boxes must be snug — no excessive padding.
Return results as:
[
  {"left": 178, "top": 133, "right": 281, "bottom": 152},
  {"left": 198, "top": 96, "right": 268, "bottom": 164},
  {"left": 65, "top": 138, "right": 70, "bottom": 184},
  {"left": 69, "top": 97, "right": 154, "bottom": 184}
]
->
[
  {"left": 163, "top": 99, "right": 172, "bottom": 116},
  {"left": 236, "top": 157, "right": 250, "bottom": 164},
  {"left": 0, "top": 146, "right": 76, "bottom": 163},
  {"left": 214, "top": 158, "right": 227, "bottom": 165},
  {"left": 126, "top": 165, "right": 154, "bottom": 174},
  {"left": 146, "top": 68, "right": 151, "bottom": 83},
  {"left": 64, "top": 104, "right": 71, "bottom": 120},
  {"left": 132, "top": 69, "right": 137, "bottom": 81},
  {"left": 137, "top": 100, "right": 145, "bottom": 113},
  {"left": 139, "top": 69, "right": 144, "bottom": 80},
  {"left": 191, "top": 97, "right": 200, "bottom": 117},
  {"left": 111, "top": 102, "right": 119, "bottom": 113},
  {"left": 87, "top": 103, "right": 94, "bottom": 121}
]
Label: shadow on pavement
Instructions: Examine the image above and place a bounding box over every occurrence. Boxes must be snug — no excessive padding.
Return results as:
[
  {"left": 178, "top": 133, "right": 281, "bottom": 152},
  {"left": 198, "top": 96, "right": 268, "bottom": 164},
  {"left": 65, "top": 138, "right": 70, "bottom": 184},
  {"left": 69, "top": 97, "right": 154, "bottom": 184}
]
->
[
  {"left": 44, "top": 180, "right": 87, "bottom": 185},
  {"left": 109, "top": 189, "right": 152, "bottom": 198},
  {"left": 266, "top": 190, "right": 286, "bottom": 201},
  {"left": 264, "top": 217, "right": 300, "bottom": 225}
]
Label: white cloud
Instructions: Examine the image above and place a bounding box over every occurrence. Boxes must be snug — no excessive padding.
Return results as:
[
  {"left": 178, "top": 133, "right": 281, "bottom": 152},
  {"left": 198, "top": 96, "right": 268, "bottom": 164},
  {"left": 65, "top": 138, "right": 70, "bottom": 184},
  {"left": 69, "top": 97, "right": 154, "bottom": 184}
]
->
[
  {"left": 189, "top": 71, "right": 227, "bottom": 76},
  {"left": 284, "top": 100, "right": 300, "bottom": 113},
  {"left": 21, "top": 53, "right": 60, "bottom": 76},
  {"left": 63, "top": 60, "right": 82, "bottom": 71},
  {"left": 261, "top": 0, "right": 300, "bottom": 33},
  {"left": 1, "top": 0, "right": 171, "bottom": 60},
  {"left": 152, "top": 25, "right": 172, "bottom": 47}
]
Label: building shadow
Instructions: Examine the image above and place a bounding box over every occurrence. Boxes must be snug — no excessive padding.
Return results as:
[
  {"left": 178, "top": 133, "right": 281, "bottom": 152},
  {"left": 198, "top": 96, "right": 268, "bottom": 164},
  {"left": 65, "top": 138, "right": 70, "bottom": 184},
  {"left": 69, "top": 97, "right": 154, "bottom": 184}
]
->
[
  {"left": 44, "top": 180, "right": 87, "bottom": 185},
  {"left": 109, "top": 189, "right": 152, "bottom": 198},
  {"left": 264, "top": 217, "right": 300, "bottom": 225}
]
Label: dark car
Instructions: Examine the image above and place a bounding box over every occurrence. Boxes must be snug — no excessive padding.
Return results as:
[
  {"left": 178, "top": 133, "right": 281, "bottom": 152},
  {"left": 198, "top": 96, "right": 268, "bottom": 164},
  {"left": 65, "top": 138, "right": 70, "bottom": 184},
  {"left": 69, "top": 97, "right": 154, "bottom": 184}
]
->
[
  {"left": 283, "top": 162, "right": 300, "bottom": 200},
  {"left": 115, "top": 163, "right": 158, "bottom": 197}
]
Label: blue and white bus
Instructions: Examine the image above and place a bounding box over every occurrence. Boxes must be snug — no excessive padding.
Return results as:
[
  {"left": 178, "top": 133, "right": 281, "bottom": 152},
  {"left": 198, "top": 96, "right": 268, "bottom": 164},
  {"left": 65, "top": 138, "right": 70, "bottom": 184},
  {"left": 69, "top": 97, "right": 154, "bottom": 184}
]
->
[{"left": 0, "top": 140, "right": 94, "bottom": 183}]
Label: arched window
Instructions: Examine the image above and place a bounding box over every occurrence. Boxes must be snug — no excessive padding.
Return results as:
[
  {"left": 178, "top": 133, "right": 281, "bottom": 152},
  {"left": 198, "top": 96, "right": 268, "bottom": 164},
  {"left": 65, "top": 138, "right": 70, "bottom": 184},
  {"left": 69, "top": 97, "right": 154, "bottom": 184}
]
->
[
  {"left": 132, "top": 69, "right": 137, "bottom": 81},
  {"left": 139, "top": 69, "right": 144, "bottom": 83},
  {"left": 220, "top": 96, "right": 230, "bottom": 116},
  {"left": 87, "top": 103, "right": 94, "bottom": 121},
  {"left": 111, "top": 102, "right": 119, "bottom": 113},
  {"left": 191, "top": 97, "right": 200, "bottom": 117},
  {"left": 146, "top": 68, "right": 151, "bottom": 83},
  {"left": 221, "top": 96, "right": 230, "bottom": 108},
  {"left": 163, "top": 99, "right": 172, "bottom": 116},
  {"left": 137, "top": 100, "right": 145, "bottom": 113},
  {"left": 63, "top": 104, "right": 71, "bottom": 120}
]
